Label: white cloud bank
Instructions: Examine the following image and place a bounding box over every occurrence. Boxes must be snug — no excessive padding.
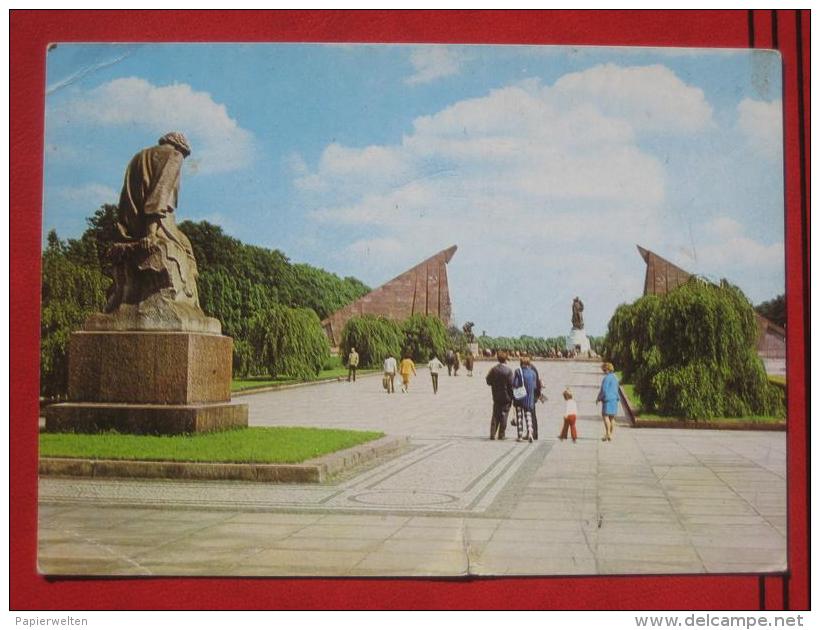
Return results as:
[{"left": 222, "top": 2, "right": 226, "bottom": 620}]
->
[
  {"left": 405, "top": 46, "right": 465, "bottom": 85},
  {"left": 296, "top": 64, "right": 781, "bottom": 334},
  {"left": 53, "top": 77, "right": 254, "bottom": 174},
  {"left": 737, "top": 98, "right": 783, "bottom": 160}
]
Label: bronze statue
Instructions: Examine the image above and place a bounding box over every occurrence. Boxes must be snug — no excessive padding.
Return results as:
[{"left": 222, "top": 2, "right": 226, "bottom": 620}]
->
[
  {"left": 87, "top": 132, "right": 219, "bottom": 333},
  {"left": 571, "top": 297, "right": 584, "bottom": 330},
  {"left": 462, "top": 321, "right": 475, "bottom": 343}
]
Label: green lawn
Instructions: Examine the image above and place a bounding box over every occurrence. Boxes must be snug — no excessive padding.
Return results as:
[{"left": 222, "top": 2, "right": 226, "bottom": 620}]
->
[
  {"left": 39, "top": 427, "right": 384, "bottom": 464},
  {"left": 232, "top": 367, "right": 378, "bottom": 392}
]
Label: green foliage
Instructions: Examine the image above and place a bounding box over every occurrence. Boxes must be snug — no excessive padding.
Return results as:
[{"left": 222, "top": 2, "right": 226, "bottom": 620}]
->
[
  {"left": 603, "top": 278, "right": 786, "bottom": 420},
  {"left": 477, "top": 334, "right": 567, "bottom": 356},
  {"left": 248, "top": 304, "right": 330, "bottom": 380},
  {"left": 40, "top": 233, "right": 109, "bottom": 398},
  {"left": 755, "top": 293, "right": 786, "bottom": 328},
  {"left": 178, "top": 220, "right": 369, "bottom": 372},
  {"left": 339, "top": 315, "right": 404, "bottom": 368},
  {"left": 40, "top": 211, "right": 369, "bottom": 391},
  {"left": 446, "top": 326, "right": 469, "bottom": 354},
  {"left": 290, "top": 264, "right": 370, "bottom": 321},
  {"left": 402, "top": 315, "right": 448, "bottom": 362}
]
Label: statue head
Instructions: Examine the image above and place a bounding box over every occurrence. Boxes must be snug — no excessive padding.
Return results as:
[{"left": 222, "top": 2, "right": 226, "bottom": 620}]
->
[{"left": 158, "top": 131, "right": 192, "bottom": 158}]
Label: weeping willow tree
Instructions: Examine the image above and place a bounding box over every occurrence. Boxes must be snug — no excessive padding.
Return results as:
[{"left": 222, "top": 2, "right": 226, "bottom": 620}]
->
[
  {"left": 248, "top": 305, "right": 330, "bottom": 380},
  {"left": 603, "top": 278, "right": 785, "bottom": 420},
  {"left": 339, "top": 315, "right": 404, "bottom": 368},
  {"left": 402, "top": 314, "right": 448, "bottom": 363}
]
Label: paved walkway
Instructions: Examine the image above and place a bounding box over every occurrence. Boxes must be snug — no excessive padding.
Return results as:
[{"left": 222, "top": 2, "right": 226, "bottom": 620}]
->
[{"left": 38, "top": 360, "right": 787, "bottom": 577}]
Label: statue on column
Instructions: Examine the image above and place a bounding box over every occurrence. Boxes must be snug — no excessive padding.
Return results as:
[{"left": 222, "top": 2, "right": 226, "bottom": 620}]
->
[
  {"left": 571, "top": 296, "right": 584, "bottom": 330},
  {"left": 86, "top": 132, "right": 219, "bottom": 333}
]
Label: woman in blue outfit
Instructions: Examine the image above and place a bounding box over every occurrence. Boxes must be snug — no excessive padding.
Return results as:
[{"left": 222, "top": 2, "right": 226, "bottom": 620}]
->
[
  {"left": 596, "top": 362, "right": 620, "bottom": 441},
  {"left": 512, "top": 356, "right": 539, "bottom": 443}
]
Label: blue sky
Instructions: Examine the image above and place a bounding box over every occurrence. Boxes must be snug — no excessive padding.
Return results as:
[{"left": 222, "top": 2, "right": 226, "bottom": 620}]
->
[{"left": 43, "top": 44, "right": 784, "bottom": 336}]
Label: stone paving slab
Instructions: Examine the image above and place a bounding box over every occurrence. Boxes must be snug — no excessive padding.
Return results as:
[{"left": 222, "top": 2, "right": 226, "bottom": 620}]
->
[{"left": 38, "top": 360, "right": 787, "bottom": 577}]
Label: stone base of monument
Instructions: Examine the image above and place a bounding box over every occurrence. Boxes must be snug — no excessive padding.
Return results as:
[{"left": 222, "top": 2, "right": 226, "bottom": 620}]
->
[
  {"left": 44, "top": 330, "right": 248, "bottom": 435},
  {"left": 45, "top": 402, "right": 248, "bottom": 435},
  {"left": 566, "top": 327, "right": 591, "bottom": 354}
]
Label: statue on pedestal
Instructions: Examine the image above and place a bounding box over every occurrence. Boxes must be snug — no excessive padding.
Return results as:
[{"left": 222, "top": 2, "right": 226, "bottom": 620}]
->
[
  {"left": 571, "top": 296, "right": 584, "bottom": 330},
  {"left": 46, "top": 132, "right": 246, "bottom": 435}
]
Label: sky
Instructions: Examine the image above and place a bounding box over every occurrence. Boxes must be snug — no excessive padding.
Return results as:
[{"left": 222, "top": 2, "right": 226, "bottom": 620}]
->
[{"left": 43, "top": 43, "right": 785, "bottom": 337}]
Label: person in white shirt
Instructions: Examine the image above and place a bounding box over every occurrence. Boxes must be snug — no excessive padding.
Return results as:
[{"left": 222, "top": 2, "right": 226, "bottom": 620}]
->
[
  {"left": 383, "top": 355, "right": 398, "bottom": 394},
  {"left": 428, "top": 356, "right": 445, "bottom": 394},
  {"left": 559, "top": 388, "right": 579, "bottom": 442}
]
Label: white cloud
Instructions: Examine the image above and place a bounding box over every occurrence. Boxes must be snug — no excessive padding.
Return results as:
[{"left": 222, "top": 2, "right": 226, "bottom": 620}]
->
[
  {"left": 405, "top": 47, "right": 464, "bottom": 85},
  {"left": 552, "top": 64, "right": 714, "bottom": 133},
  {"left": 737, "top": 98, "right": 783, "bottom": 160},
  {"left": 58, "top": 183, "right": 118, "bottom": 205},
  {"left": 696, "top": 216, "right": 784, "bottom": 270},
  {"left": 53, "top": 77, "right": 255, "bottom": 174},
  {"left": 298, "top": 64, "right": 721, "bottom": 334}
]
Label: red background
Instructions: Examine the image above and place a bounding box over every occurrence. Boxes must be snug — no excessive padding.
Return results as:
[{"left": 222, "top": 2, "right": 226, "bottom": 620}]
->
[{"left": 10, "top": 10, "right": 810, "bottom": 611}]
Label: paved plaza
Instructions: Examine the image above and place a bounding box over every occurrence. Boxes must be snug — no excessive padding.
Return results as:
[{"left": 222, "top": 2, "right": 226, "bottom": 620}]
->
[{"left": 38, "top": 360, "right": 787, "bottom": 577}]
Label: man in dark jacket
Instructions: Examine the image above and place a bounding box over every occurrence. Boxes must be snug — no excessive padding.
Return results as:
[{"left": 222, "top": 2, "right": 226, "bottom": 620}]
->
[{"left": 486, "top": 351, "right": 514, "bottom": 440}]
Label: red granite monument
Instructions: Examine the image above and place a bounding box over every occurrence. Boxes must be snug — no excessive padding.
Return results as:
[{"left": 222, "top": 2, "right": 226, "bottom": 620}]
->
[{"left": 322, "top": 245, "right": 457, "bottom": 346}]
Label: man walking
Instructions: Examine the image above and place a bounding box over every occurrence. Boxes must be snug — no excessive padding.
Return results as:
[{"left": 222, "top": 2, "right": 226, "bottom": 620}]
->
[
  {"left": 485, "top": 351, "right": 514, "bottom": 440},
  {"left": 383, "top": 354, "right": 397, "bottom": 393},
  {"left": 428, "top": 355, "right": 444, "bottom": 394},
  {"left": 347, "top": 347, "right": 359, "bottom": 382}
]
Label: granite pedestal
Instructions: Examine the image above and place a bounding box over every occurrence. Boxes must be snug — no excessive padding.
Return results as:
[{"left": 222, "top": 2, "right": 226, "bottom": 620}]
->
[
  {"left": 45, "top": 331, "right": 248, "bottom": 435},
  {"left": 566, "top": 327, "right": 591, "bottom": 354}
]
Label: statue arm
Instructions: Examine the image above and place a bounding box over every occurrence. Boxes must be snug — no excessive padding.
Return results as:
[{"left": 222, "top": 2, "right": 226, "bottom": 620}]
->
[{"left": 143, "top": 150, "right": 183, "bottom": 218}]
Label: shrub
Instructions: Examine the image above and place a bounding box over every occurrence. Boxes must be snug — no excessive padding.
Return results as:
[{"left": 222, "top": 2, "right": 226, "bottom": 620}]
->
[
  {"left": 604, "top": 278, "right": 786, "bottom": 420},
  {"left": 248, "top": 305, "right": 330, "bottom": 380},
  {"left": 339, "top": 315, "right": 403, "bottom": 368},
  {"left": 402, "top": 314, "right": 448, "bottom": 362}
]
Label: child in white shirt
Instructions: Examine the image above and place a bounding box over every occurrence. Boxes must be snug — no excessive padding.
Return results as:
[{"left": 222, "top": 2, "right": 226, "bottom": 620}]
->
[{"left": 559, "top": 388, "right": 578, "bottom": 442}]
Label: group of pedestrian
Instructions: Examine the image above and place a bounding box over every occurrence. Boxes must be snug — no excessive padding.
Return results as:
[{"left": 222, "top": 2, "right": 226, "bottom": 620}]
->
[
  {"left": 377, "top": 350, "right": 476, "bottom": 395},
  {"left": 485, "top": 353, "right": 619, "bottom": 444},
  {"left": 377, "top": 353, "right": 418, "bottom": 394},
  {"left": 486, "top": 351, "right": 545, "bottom": 442}
]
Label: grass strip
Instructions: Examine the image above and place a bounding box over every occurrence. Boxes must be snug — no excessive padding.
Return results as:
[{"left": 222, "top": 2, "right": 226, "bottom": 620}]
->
[
  {"left": 232, "top": 368, "right": 378, "bottom": 391},
  {"left": 40, "top": 427, "right": 384, "bottom": 464}
]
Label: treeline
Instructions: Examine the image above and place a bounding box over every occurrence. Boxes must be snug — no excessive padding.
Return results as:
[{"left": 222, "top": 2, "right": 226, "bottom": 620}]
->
[
  {"left": 477, "top": 334, "right": 605, "bottom": 357},
  {"left": 40, "top": 205, "right": 370, "bottom": 397},
  {"left": 339, "top": 314, "right": 449, "bottom": 367},
  {"left": 603, "top": 278, "right": 785, "bottom": 420}
]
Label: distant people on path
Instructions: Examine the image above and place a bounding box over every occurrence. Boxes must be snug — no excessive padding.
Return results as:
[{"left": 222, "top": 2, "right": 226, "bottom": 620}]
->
[
  {"left": 383, "top": 354, "right": 397, "bottom": 394},
  {"left": 559, "top": 388, "right": 578, "bottom": 442},
  {"left": 597, "top": 362, "right": 619, "bottom": 441},
  {"left": 465, "top": 352, "right": 474, "bottom": 377},
  {"left": 428, "top": 356, "right": 444, "bottom": 394},
  {"left": 399, "top": 355, "right": 417, "bottom": 393},
  {"left": 486, "top": 350, "right": 514, "bottom": 440},
  {"left": 347, "top": 347, "right": 359, "bottom": 382},
  {"left": 453, "top": 351, "right": 461, "bottom": 376},
  {"left": 445, "top": 349, "right": 455, "bottom": 376},
  {"left": 512, "top": 356, "right": 538, "bottom": 443}
]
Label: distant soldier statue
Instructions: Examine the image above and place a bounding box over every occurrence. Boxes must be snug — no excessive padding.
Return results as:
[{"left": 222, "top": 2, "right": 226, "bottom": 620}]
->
[
  {"left": 462, "top": 321, "right": 475, "bottom": 343},
  {"left": 571, "top": 296, "right": 584, "bottom": 330}
]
